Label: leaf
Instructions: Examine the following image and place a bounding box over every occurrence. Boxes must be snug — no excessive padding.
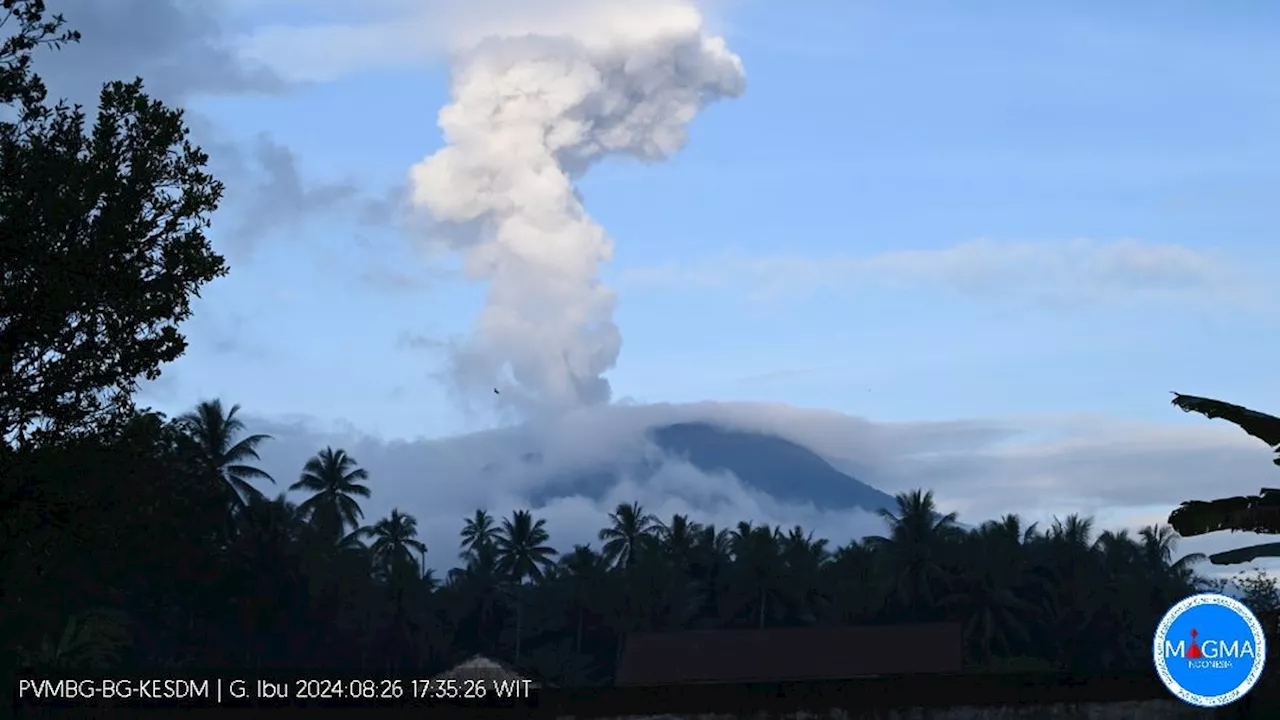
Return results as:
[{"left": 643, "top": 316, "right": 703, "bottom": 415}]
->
[
  {"left": 1168, "top": 489, "right": 1280, "bottom": 536},
  {"left": 1208, "top": 542, "right": 1280, "bottom": 566},
  {"left": 1171, "top": 393, "right": 1280, "bottom": 466}
]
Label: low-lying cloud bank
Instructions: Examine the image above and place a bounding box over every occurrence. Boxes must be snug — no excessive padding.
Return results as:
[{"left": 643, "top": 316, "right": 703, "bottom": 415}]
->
[{"left": 244, "top": 401, "right": 1278, "bottom": 572}]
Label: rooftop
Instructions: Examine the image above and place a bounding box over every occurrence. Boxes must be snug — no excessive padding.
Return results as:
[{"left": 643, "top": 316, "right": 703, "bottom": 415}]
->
[
  {"left": 617, "top": 623, "right": 963, "bottom": 685},
  {"left": 432, "top": 654, "right": 544, "bottom": 687}
]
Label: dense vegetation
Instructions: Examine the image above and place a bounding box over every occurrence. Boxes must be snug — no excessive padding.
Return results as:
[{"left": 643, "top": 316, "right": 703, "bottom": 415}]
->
[
  {"left": 4, "top": 0, "right": 1280, "bottom": 691},
  {"left": 8, "top": 397, "right": 1279, "bottom": 685}
]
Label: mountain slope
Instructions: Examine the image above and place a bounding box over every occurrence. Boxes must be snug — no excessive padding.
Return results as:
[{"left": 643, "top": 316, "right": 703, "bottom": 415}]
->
[{"left": 528, "top": 420, "right": 897, "bottom": 513}]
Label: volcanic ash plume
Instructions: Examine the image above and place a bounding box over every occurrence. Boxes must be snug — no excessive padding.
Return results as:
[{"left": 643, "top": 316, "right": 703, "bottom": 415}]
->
[{"left": 409, "top": 1, "right": 745, "bottom": 418}]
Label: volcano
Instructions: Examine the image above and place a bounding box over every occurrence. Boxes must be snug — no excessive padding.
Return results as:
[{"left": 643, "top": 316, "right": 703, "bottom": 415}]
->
[{"left": 525, "top": 420, "right": 898, "bottom": 513}]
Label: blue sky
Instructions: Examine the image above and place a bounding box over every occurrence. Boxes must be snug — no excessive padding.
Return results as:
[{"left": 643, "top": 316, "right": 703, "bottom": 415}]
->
[
  {"left": 155, "top": 0, "right": 1278, "bottom": 436},
  {"left": 42, "top": 0, "right": 1280, "bottom": 563}
]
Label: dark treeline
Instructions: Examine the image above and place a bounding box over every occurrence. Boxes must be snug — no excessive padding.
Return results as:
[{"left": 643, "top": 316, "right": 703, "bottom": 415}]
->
[{"left": 8, "top": 397, "right": 1280, "bottom": 685}]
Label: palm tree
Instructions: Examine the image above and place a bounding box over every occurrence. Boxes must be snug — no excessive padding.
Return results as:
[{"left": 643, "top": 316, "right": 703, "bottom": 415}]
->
[
  {"left": 445, "top": 541, "right": 506, "bottom": 655},
  {"left": 944, "top": 529, "right": 1039, "bottom": 662},
  {"left": 364, "top": 509, "right": 428, "bottom": 670},
  {"left": 656, "top": 513, "right": 701, "bottom": 568},
  {"left": 494, "top": 509, "right": 558, "bottom": 663},
  {"left": 290, "top": 447, "right": 371, "bottom": 540},
  {"left": 823, "top": 540, "right": 881, "bottom": 624},
  {"left": 779, "top": 525, "right": 830, "bottom": 624},
  {"left": 685, "top": 523, "right": 733, "bottom": 627},
  {"left": 367, "top": 509, "right": 428, "bottom": 579},
  {"left": 178, "top": 399, "right": 274, "bottom": 509},
  {"left": 598, "top": 501, "right": 661, "bottom": 569},
  {"left": 231, "top": 493, "right": 311, "bottom": 665},
  {"left": 1135, "top": 524, "right": 1205, "bottom": 605},
  {"left": 560, "top": 544, "right": 607, "bottom": 653},
  {"left": 238, "top": 493, "right": 303, "bottom": 556},
  {"left": 1036, "top": 514, "right": 1106, "bottom": 668},
  {"left": 729, "top": 522, "right": 784, "bottom": 628},
  {"left": 866, "top": 489, "right": 960, "bottom": 617},
  {"left": 1047, "top": 514, "right": 1095, "bottom": 551},
  {"left": 460, "top": 509, "right": 498, "bottom": 561}
]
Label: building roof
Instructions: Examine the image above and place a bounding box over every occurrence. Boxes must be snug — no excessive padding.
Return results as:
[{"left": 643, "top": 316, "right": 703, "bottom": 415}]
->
[
  {"left": 616, "top": 623, "right": 963, "bottom": 685},
  {"left": 432, "top": 655, "right": 542, "bottom": 687}
]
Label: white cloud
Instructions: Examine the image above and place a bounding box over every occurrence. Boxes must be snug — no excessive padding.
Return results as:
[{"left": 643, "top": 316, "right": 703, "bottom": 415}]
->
[
  {"left": 240, "top": 400, "right": 1280, "bottom": 572},
  {"left": 364, "top": 0, "right": 745, "bottom": 418},
  {"left": 44, "top": 0, "right": 287, "bottom": 104},
  {"left": 619, "top": 238, "right": 1260, "bottom": 308},
  {"left": 233, "top": 0, "right": 733, "bottom": 83},
  {"left": 35, "top": 1, "right": 360, "bottom": 261}
]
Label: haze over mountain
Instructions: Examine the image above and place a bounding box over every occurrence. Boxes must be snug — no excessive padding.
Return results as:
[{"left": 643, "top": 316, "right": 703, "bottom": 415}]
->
[
  {"left": 526, "top": 421, "right": 898, "bottom": 512},
  {"left": 239, "top": 400, "right": 1280, "bottom": 573}
]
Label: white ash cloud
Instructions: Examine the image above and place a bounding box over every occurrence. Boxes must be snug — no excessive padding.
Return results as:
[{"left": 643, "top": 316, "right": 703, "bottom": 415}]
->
[{"left": 407, "top": 1, "right": 745, "bottom": 418}]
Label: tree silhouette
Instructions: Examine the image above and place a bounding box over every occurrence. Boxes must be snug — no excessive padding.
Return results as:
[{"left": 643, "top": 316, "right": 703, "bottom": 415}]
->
[
  {"left": 367, "top": 509, "right": 428, "bottom": 579},
  {"left": 460, "top": 508, "right": 498, "bottom": 561},
  {"left": 178, "top": 400, "right": 274, "bottom": 509},
  {"left": 291, "top": 447, "right": 372, "bottom": 541},
  {"left": 598, "top": 501, "right": 661, "bottom": 569},
  {"left": 495, "top": 510, "right": 557, "bottom": 663},
  {"left": 4, "top": 398, "right": 1228, "bottom": 684},
  {"left": 0, "top": 1, "right": 225, "bottom": 444},
  {"left": 1, "top": 167, "right": 1254, "bottom": 689},
  {"left": 866, "top": 489, "right": 959, "bottom": 615},
  {"left": 1166, "top": 393, "right": 1280, "bottom": 564}
]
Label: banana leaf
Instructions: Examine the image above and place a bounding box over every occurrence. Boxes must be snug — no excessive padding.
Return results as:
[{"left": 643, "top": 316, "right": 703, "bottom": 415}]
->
[
  {"left": 1171, "top": 393, "right": 1280, "bottom": 466},
  {"left": 1208, "top": 542, "right": 1280, "bottom": 566},
  {"left": 1168, "top": 488, "right": 1280, "bottom": 537}
]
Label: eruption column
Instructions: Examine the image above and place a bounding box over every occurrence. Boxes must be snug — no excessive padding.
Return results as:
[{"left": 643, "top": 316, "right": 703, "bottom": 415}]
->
[{"left": 409, "top": 2, "right": 745, "bottom": 418}]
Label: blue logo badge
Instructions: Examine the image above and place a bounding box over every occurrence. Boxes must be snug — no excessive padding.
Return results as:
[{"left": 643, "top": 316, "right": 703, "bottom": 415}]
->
[{"left": 1153, "top": 593, "right": 1267, "bottom": 707}]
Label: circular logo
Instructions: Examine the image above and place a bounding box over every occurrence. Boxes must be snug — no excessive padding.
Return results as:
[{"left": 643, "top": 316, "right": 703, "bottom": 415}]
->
[{"left": 1153, "top": 593, "right": 1267, "bottom": 707}]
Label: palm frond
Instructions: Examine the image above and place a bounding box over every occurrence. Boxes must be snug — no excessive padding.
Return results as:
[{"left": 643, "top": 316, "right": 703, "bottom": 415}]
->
[
  {"left": 1171, "top": 552, "right": 1208, "bottom": 570},
  {"left": 1167, "top": 488, "right": 1280, "bottom": 536},
  {"left": 344, "top": 481, "right": 372, "bottom": 497},
  {"left": 225, "top": 434, "right": 272, "bottom": 462},
  {"left": 1207, "top": 542, "right": 1280, "bottom": 566},
  {"left": 294, "top": 495, "right": 324, "bottom": 515},
  {"left": 227, "top": 464, "right": 274, "bottom": 482},
  {"left": 1172, "top": 393, "right": 1280, "bottom": 465}
]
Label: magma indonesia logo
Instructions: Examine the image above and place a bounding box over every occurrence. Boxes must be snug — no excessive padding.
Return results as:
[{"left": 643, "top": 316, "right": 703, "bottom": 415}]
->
[{"left": 1153, "top": 593, "right": 1267, "bottom": 707}]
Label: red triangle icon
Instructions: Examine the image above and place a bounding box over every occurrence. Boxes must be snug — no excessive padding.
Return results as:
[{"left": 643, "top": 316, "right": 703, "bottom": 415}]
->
[{"left": 1187, "top": 629, "right": 1203, "bottom": 659}]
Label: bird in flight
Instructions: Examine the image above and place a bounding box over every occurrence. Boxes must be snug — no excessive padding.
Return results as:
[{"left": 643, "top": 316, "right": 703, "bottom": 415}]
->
[{"left": 493, "top": 388, "right": 500, "bottom": 395}]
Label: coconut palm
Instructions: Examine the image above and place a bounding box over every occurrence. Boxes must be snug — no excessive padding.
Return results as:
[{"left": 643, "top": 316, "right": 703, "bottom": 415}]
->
[
  {"left": 729, "top": 522, "right": 785, "bottom": 628},
  {"left": 238, "top": 493, "right": 303, "bottom": 556},
  {"left": 367, "top": 508, "right": 428, "bottom": 579},
  {"left": 944, "top": 529, "right": 1039, "bottom": 662},
  {"left": 778, "top": 525, "right": 831, "bottom": 624},
  {"left": 598, "top": 501, "right": 661, "bottom": 569},
  {"left": 445, "top": 540, "right": 506, "bottom": 654},
  {"left": 560, "top": 544, "right": 608, "bottom": 653},
  {"left": 178, "top": 399, "right": 273, "bottom": 509},
  {"left": 494, "top": 509, "right": 558, "bottom": 662},
  {"left": 290, "top": 447, "right": 372, "bottom": 540},
  {"left": 494, "top": 510, "right": 557, "bottom": 584},
  {"left": 460, "top": 508, "right": 498, "bottom": 561},
  {"left": 656, "top": 513, "right": 701, "bottom": 568},
  {"left": 866, "top": 489, "right": 960, "bottom": 615},
  {"left": 823, "top": 540, "right": 882, "bottom": 623}
]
